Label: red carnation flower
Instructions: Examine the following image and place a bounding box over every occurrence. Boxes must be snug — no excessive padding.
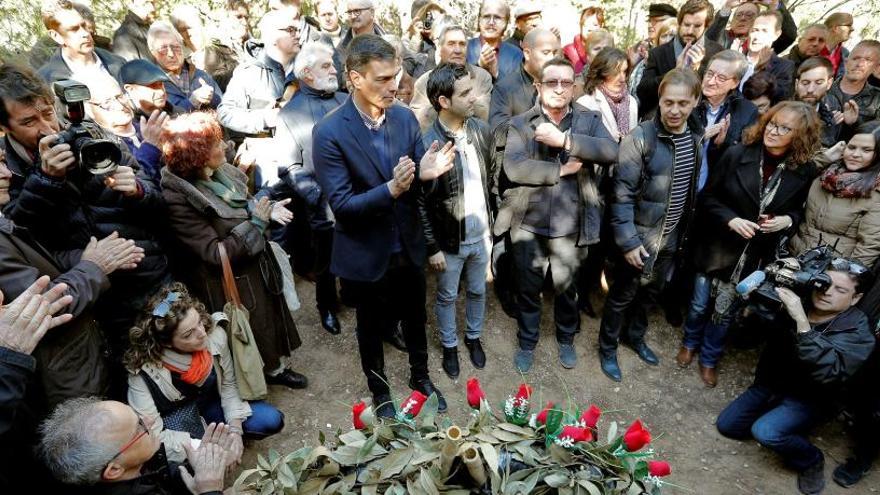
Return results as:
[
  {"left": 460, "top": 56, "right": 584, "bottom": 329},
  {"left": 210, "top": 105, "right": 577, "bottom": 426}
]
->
[
  {"left": 466, "top": 377, "right": 486, "bottom": 409},
  {"left": 536, "top": 401, "right": 555, "bottom": 424},
  {"left": 515, "top": 383, "right": 532, "bottom": 402},
  {"left": 400, "top": 390, "right": 428, "bottom": 417},
  {"left": 559, "top": 425, "right": 593, "bottom": 443},
  {"left": 352, "top": 401, "right": 367, "bottom": 429},
  {"left": 580, "top": 405, "right": 601, "bottom": 429},
  {"left": 623, "top": 420, "right": 652, "bottom": 451},
  {"left": 648, "top": 460, "right": 671, "bottom": 477}
]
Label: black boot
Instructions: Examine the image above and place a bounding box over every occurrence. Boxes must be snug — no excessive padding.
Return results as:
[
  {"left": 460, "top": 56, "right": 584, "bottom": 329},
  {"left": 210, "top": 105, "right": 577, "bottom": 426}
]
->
[
  {"left": 409, "top": 377, "right": 447, "bottom": 413},
  {"left": 384, "top": 321, "right": 408, "bottom": 352},
  {"left": 464, "top": 337, "right": 486, "bottom": 369},
  {"left": 320, "top": 309, "right": 341, "bottom": 335},
  {"left": 442, "top": 347, "right": 459, "bottom": 379}
]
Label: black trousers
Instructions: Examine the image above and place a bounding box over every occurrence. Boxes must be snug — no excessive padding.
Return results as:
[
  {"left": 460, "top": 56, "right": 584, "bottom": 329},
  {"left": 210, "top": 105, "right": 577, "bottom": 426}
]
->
[
  {"left": 511, "top": 228, "right": 586, "bottom": 350},
  {"left": 598, "top": 226, "right": 680, "bottom": 355},
  {"left": 843, "top": 349, "right": 880, "bottom": 462},
  {"left": 341, "top": 256, "right": 429, "bottom": 397}
]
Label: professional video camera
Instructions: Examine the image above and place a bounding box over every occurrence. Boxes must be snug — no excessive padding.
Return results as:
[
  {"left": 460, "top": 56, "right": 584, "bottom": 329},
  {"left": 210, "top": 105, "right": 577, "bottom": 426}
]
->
[
  {"left": 734, "top": 241, "right": 836, "bottom": 322},
  {"left": 53, "top": 80, "right": 121, "bottom": 175}
]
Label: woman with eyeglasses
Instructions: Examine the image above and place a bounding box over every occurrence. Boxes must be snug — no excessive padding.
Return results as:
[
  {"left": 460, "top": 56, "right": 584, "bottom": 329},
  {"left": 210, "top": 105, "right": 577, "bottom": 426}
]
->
[
  {"left": 159, "top": 112, "right": 307, "bottom": 391},
  {"left": 790, "top": 122, "right": 880, "bottom": 267},
  {"left": 680, "top": 101, "right": 821, "bottom": 387},
  {"left": 126, "top": 283, "right": 284, "bottom": 465}
]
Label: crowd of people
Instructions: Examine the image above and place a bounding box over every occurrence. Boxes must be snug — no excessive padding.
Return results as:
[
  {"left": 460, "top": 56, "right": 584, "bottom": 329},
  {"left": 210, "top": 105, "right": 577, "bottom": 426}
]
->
[{"left": 0, "top": 0, "right": 879, "bottom": 493}]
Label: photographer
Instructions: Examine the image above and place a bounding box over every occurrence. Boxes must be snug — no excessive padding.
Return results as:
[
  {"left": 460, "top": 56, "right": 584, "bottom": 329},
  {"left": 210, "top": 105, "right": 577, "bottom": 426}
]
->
[
  {"left": 716, "top": 261, "right": 875, "bottom": 495},
  {"left": 0, "top": 64, "right": 170, "bottom": 358}
]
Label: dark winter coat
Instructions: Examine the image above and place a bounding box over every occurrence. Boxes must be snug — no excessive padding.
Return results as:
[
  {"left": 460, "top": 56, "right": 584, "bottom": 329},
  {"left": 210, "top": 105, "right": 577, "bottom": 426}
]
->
[
  {"left": 160, "top": 164, "right": 301, "bottom": 372},
  {"left": 420, "top": 117, "right": 494, "bottom": 256},
  {"left": 163, "top": 61, "right": 223, "bottom": 111},
  {"left": 489, "top": 66, "right": 537, "bottom": 130},
  {"left": 494, "top": 103, "right": 618, "bottom": 246},
  {"left": 694, "top": 91, "right": 759, "bottom": 167},
  {"left": 705, "top": 2, "right": 797, "bottom": 54},
  {"left": 112, "top": 10, "right": 155, "bottom": 62},
  {"left": 610, "top": 116, "right": 705, "bottom": 280},
  {"left": 694, "top": 143, "right": 818, "bottom": 278},
  {"left": 466, "top": 37, "right": 523, "bottom": 81},
  {"left": 37, "top": 47, "right": 126, "bottom": 84}
]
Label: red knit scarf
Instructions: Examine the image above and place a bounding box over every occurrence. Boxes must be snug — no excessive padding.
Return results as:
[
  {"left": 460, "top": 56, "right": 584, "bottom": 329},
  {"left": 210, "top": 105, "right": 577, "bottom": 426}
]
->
[{"left": 163, "top": 349, "right": 214, "bottom": 385}]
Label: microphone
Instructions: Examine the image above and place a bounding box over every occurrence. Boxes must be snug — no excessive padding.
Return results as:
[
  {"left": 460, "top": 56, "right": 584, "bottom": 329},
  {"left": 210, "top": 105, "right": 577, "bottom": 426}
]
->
[{"left": 736, "top": 270, "right": 766, "bottom": 296}]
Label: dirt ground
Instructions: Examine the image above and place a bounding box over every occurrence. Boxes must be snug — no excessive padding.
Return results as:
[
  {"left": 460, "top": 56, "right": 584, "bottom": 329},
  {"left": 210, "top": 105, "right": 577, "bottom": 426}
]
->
[{"left": 239, "top": 278, "right": 879, "bottom": 494}]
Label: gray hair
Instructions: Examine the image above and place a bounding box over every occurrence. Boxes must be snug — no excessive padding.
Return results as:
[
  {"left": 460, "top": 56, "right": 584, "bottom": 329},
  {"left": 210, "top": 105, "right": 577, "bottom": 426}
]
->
[
  {"left": 39, "top": 397, "right": 118, "bottom": 485},
  {"left": 802, "top": 23, "right": 829, "bottom": 37},
  {"left": 294, "top": 42, "right": 336, "bottom": 79},
  {"left": 708, "top": 49, "right": 749, "bottom": 82},
  {"left": 147, "top": 20, "right": 184, "bottom": 52},
  {"left": 433, "top": 21, "right": 466, "bottom": 45}
]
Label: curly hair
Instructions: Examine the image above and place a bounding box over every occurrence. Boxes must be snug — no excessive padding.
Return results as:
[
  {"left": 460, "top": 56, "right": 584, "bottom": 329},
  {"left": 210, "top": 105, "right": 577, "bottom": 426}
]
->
[
  {"left": 125, "top": 283, "right": 213, "bottom": 373},
  {"left": 580, "top": 6, "right": 605, "bottom": 30},
  {"left": 742, "top": 101, "right": 821, "bottom": 168},
  {"left": 159, "top": 111, "right": 223, "bottom": 181}
]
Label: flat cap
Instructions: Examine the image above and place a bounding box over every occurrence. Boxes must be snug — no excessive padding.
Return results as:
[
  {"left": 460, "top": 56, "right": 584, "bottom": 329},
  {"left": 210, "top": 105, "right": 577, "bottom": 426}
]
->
[
  {"left": 118, "top": 59, "right": 170, "bottom": 85},
  {"left": 648, "top": 3, "right": 677, "bottom": 18},
  {"left": 513, "top": 0, "right": 542, "bottom": 19}
]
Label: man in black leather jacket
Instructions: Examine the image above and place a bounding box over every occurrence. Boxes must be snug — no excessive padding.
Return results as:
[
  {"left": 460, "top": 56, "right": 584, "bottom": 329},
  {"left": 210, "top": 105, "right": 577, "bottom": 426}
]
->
[{"left": 420, "top": 63, "right": 494, "bottom": 379}]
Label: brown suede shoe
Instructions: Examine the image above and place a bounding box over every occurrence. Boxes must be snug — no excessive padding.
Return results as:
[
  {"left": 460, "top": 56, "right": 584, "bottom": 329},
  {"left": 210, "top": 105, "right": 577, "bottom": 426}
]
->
[
  {"left": 699, "top": 364, "right": 718, "bottom": 388},
  {"left": 676, "top": 346, "right": 695, "bottom": 368}
]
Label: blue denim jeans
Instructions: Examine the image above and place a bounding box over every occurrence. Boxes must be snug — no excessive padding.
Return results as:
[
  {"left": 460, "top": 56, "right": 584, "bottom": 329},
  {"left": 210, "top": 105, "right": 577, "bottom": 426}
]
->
[
  {"left": 681, "top": 273, "right": 731, "bottom": 367},
  {"left": 434, "top": 240, "right": 489, "bottom": 348},
  {"left": 201, "top": 399, "right": 285, "bottom": 439},
  {"left": 716, "top": 385, "right": 827, "bottom": 471}
]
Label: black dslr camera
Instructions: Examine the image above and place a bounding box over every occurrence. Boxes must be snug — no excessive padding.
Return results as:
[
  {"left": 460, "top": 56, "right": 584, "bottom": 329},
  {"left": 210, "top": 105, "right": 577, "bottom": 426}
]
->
[
  {"left": 735, "top": 243, "right": 835, "bottom": 322},
  {"left": 53, "top": 80, "right": 121, "bottom": 175},
  {"left": 423, "top": 10, "right": 434, "bottom": 30}
]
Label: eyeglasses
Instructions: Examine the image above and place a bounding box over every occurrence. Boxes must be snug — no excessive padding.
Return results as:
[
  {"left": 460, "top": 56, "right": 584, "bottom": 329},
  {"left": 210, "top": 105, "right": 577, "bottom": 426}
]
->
[
  {"left": 733, "top": 11, "right": 757, "bottom": 20},
  {"left": 89, "top": 94, "right": 128, "bottom": 111},
  {"left": 278, "top": 26, "right": 300, "bottom": 35},
  {"left": 346, "top": 7, "right": 372, "bottom": 17},
  {"left": 704, "top": 69, "right": 733, "bottom": 84},
  {"left": 831, "top": 258, "right": 869, "bottom": 275},
  {"left": 540, "top": 79, "right": 575, "bottom": 90},
  {"left": 480, "top": 14, "right": 505, "bottom": 24},
  {"left": 105, "top": 415, "right": 149, "bottom": 469},
  {"left": 156, "top": 44, "right": 182, "bottom": 54},
  {"left": 766, "top": 121, "right": 793, "bottom": 136}
]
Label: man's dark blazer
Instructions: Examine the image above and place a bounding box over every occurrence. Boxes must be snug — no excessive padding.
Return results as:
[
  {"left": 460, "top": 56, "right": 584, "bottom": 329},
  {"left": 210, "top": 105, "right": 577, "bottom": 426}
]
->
[
  {"left": 313, "top": 99, "right": 428, "bottom": 282},
  {"left": 636, "top": 37, "right": 723, "bottom": 119}
]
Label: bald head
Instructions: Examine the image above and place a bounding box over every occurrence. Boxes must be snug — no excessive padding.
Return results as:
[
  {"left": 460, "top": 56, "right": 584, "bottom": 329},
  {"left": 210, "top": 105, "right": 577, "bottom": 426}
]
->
[{"left": 523, "top": 28, "right": 560, "bottom": 79}]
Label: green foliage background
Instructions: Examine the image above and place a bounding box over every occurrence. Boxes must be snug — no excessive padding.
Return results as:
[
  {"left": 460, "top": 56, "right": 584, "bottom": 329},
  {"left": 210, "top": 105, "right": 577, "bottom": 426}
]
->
[{"left": 2, "top": 1, "right": 878, "bottom": 65}]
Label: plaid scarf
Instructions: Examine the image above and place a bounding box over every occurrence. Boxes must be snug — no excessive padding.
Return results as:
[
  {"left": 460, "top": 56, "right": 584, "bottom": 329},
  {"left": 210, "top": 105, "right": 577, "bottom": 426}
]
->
[
  {"left": 820, "top": 162, "right": 880, "bottom": 199},
  {"left": 598, "top": 84, "right": 630, "bottom": 137}
]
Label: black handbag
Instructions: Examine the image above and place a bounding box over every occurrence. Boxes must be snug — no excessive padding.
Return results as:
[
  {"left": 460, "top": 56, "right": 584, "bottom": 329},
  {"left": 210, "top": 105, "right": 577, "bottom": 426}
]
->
[{"left": 139, "top": 371, "right": 205, "bottom": 439}]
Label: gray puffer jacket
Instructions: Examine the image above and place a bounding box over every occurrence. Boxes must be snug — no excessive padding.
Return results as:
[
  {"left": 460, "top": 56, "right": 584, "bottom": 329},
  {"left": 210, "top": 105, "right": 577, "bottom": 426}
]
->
[{"left": 610, "top": 116, "right": 704, "bottom": 279}]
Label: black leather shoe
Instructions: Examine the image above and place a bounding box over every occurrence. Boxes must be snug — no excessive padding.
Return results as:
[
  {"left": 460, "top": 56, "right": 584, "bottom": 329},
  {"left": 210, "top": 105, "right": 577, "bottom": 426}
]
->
[
  {"left": 599, "top": 352, "right": 622, "bottom": 382},
  {"left": 266, "top": 369, "right": 309, "bottom": 389},
  {"left": 442, "top": 346, "right": 460, "bottom": 379},
  {"left": 409, "top": 377, "right": 447, "bottom": 413},
  {"left": 628, "top": 342, "right": 660, "bottom": 366},
  {"left": 464, "top": 337, "right": 486, "bottom": 369},
  {"left": 373, "top": 394, "right": 395, "bottom": 419},
  {"left": 384, "top": 322, "right": 408, "bottom": 352},
  {"left": 320, "top": 309, "right": 341, "bottom": 335}
]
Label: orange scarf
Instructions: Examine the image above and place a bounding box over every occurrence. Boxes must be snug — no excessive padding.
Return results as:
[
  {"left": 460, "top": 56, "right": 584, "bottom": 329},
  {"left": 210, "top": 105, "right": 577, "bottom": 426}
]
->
[{"left": 163, "top": 349, "right": 214, "bottom": 385}]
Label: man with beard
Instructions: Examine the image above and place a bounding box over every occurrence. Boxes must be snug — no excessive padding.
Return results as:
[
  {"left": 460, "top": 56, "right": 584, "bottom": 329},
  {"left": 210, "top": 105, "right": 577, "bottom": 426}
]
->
[
  {"left": 786, "top": 24, "right": 829, "bottom": 71},
  {"left": 828, "top": 41, "right": 880, "bottom": 126},
  {"left": 793, "top": 56, "right": 853, "bottom": 147},
  {"left": 465, "top": 0, "right": 523, "bottom": 80},
  {"left": 273, "top": 42, "right": 346, "bottom": 336},
  {"left": 496, "top": 57, "right": 618, "bottom": 373},
  {"left": 738, "top": 10, "right": 794, "bottom": 101},
  {"left": 636, "top": 0, "right": 722, "bottom": 119},
  {"left": 40, "top": 399, "right": 232, "bottom": 494}
]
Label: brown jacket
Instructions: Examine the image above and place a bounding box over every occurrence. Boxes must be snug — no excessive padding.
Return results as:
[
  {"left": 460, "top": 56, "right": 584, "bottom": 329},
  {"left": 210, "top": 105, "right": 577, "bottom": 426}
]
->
[
  {"left": 790, "top": 178, "right": 880, "bottom": 267},
  {"left": 160, "top": 164, "right": 301, "bottom": 372}
]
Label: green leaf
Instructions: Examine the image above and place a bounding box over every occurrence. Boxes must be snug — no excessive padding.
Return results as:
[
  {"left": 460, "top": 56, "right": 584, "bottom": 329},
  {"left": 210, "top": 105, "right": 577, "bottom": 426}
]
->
[
  {"left": 475, "top": 432, "right": 500, "bottom": 444},
  {"left": 379, "top": 446, "right": 415, "bottom": 479},
  {"left": 606, "top": 421, "right": 618, "bottom": 444},
  {"left": 339, "top": 429, "right": 367, "bottom": 445},
  {"left": 497, "top": 423, "right": 534, "bottom": 436},
  {"left": 417, "top": 467, "right": 440, "bottom": 495},
  {"left": 233, "top": 468, "right": 264, "bottom": 489},
  {"left": 544, "top": 472, "right": 571, "bottom": 488},
  {"left": 545, "top": 409, "right": 564, "bottom": 437},
  {"left": 576, "top": 480, "right": 602, "bottom": 495},
  {"left": 318, "top": 429, "right": 326, "bottom": 445},
  {"left": 418, "top": 393, "right": 440, "bottom": 429},
  {"left": 357, "top": 433, "right": 381, "bottom": 463},
  {"left": 257, "top": 453, "right": 271, "bottom": 471},
  {"left": 276, "top": 462, "right": 297, "bottom": 489},
  {"left": 491, "top": 429, "right": 530, "bottom": 443}
]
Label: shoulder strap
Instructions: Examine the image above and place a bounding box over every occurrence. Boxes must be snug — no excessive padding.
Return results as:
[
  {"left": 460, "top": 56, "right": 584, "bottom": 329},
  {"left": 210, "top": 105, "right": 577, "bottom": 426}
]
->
[
  {"left": 138, "top": 370, "right": 177, "bottom": 415},
  {"left": 217, "top": 243, "right": 242, "bottom": 307}
]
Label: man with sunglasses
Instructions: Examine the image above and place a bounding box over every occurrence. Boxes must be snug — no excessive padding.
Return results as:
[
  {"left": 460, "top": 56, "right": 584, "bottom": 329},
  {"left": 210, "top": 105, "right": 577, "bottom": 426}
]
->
[
  {"left": 40, "top": 398, "right": 232, "bottom": 494},
  {"left": 822, "top": 12, "right": 853, "bottom": 78},
  {"left": 495, "top": 57, "right": 617, "bottom": 373},
  {"left": 717, "top": 260, "right": 876, "bottom": 495}
]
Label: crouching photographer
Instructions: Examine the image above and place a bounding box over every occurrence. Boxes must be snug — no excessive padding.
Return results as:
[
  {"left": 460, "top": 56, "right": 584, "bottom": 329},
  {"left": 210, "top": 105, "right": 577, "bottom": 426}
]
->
[{"left": 716, "top": 258, "right": 876, "bottom": 495}]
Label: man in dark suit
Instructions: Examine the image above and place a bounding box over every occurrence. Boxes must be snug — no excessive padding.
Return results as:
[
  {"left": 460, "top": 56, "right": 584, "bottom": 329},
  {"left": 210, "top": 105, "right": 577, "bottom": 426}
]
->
[
  {"left": 313, "top": 35, "right": 455, "bottom": 416},
  {"left": 273, "top": 42, "right": 346, "bottom": 335},
  {"left": 495, "top": 57, "right": 618, "bottom": 373},
  {"left": 739, "top": 10, "right": 795, "bottom": 102},
  {"left": 636, "top": 0, "right": 722, "bottom": 119}
]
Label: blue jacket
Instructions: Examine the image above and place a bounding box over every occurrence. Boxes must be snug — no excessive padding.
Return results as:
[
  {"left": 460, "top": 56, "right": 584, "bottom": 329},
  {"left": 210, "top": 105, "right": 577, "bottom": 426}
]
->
[
  {"left": 313, "top": 99, "right": 429, "bottom": 282},
  {"left": 163, "top": 62, "right": 223, "bottom": 111},
  {"left": 466, "top": 37, "right": 523, "bottom": 81}
]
